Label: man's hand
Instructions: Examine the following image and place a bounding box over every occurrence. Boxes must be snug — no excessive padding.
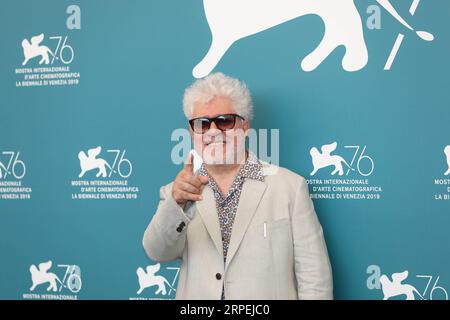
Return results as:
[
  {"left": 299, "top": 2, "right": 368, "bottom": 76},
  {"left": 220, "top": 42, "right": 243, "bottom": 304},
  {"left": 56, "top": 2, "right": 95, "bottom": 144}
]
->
[{"left": 172, "top": 154, "right": 208, "bottom": 208}]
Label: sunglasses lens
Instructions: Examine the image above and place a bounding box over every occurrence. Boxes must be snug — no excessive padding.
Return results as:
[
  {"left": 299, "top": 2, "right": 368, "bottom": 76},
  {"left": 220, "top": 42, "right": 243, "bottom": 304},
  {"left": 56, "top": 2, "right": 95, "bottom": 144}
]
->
[
  {"left": 190, "top": 118, "right": 210, "bottom": 133},
  {"left": 215, "top": 115, "right": 236, "bottom": 131},
  {"left": 189, "top": 114, "right": 241, "bottom": 133}
]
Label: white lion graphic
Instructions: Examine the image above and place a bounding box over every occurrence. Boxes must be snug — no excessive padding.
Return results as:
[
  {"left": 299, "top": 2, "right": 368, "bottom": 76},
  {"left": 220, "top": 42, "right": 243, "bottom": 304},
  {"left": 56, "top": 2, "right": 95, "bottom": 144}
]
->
[
  {"left": 136, "top": 263, "right": 175, "bottom": 295},
  {"left": 444, "top": 145, "right": 450, "bottom": 176},
  {"left": 380, "top": 270, "right": 424, "bottom": 300},
  {"left": 193, "top": 0, "right": 434, "bottom": 78},
  {"left": 21, "top": 33, "right": 54, "bottom": 66},
  {"left": 29, "top": 260, "right": 61, "bottom": 292},
  {"left": 0, "top": 162, "right": 7, "bottom": 178},
  {"left": 78, "top": 146, "right": 112, "bottom": 178},
  {"left": 310, "top": 142, "right": 352, "bottom": 176}
]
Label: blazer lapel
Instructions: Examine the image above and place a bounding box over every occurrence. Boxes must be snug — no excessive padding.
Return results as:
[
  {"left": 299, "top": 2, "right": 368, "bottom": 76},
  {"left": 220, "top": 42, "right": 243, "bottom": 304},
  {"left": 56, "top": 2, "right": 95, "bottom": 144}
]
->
[
  {"left": 225, "top": 179, "right": 267, "bottom": 271},
  {"left": 195, "top": 186, "right": 224, "bottom": 260}
]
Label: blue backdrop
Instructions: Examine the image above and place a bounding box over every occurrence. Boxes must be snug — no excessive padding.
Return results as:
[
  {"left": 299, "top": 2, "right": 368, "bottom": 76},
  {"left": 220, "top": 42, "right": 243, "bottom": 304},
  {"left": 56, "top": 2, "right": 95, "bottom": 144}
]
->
[{"left": 0, "top": 0, "right": 449, "bottom": 300}]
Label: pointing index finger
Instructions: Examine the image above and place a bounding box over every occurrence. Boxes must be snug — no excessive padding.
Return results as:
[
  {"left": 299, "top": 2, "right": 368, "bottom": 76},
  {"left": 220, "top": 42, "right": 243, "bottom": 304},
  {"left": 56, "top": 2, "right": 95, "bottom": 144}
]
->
[{"left": 183, "top": 153, "right": 194, "bottom": 171}]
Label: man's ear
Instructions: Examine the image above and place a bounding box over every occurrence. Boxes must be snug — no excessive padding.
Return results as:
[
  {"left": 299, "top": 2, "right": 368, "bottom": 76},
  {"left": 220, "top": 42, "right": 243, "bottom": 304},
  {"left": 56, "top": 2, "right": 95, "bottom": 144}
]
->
[
  {"left": 243, "top": 120, "right": 250, "bottom": 136},
  {"left": 188, "top": 125, "right": 197, "bottom": 142}
]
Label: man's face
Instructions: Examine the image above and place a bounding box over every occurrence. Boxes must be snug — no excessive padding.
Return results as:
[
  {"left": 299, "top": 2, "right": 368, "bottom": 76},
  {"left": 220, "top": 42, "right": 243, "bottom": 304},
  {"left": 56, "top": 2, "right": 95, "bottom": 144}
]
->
[{"left": 189, "top": 96, "right": 249, "bottom": 165}]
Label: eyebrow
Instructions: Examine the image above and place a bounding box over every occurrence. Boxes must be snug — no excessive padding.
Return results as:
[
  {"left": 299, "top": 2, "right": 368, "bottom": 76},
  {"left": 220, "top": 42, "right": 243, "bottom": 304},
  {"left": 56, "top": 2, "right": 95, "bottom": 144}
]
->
[{"left": 192, "top": 114, "right": 223, "bottom": 118}]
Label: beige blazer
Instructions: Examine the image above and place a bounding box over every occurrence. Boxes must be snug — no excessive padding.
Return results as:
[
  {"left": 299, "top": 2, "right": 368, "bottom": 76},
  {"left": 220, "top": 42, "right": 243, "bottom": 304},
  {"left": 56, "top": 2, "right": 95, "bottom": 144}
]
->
[{"left": 142, "top": 162, "right": 333, "bottom": 299}]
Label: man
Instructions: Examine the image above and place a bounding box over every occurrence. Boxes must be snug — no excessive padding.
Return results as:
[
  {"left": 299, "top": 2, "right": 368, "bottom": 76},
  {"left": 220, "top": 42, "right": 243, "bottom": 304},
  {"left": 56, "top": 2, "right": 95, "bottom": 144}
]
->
[{"left": 143, "top": 72, "right": 333, "bottom": 299}]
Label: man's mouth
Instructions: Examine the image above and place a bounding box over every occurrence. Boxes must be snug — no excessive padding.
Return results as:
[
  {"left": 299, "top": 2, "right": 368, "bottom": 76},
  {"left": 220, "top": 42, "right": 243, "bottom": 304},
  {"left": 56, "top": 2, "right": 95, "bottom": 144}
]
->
[{"left": 205, "top": 141, "right": 226, "bottom": 146}]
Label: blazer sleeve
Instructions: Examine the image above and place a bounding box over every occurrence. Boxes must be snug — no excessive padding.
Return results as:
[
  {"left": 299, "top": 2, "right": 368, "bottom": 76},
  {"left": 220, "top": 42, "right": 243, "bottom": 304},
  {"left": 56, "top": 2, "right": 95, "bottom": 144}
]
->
[
  {"left": 142, "top": 182, "right": 193, "bottom": 262},
  {"left": 292, "top": 177, "right": 334, "bottom": 299}
]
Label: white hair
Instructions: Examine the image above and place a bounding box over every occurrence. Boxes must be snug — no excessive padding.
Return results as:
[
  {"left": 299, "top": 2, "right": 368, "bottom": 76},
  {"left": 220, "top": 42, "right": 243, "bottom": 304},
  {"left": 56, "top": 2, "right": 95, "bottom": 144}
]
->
[{"left": 183, "top": 72, "right": 253, "bottom": 120}]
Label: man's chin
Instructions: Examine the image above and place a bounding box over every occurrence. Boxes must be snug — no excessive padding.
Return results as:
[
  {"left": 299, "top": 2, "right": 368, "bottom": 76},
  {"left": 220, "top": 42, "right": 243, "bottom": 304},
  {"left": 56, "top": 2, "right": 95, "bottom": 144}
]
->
[
  {"left": 202, "top": 153, "right": 246, "bottom": 166},
  {"left": 202, "top": 155, "right": 228, "bottom": 165},
  {"left": 199, "top": 144, "right": 246, "bottom": 165}
]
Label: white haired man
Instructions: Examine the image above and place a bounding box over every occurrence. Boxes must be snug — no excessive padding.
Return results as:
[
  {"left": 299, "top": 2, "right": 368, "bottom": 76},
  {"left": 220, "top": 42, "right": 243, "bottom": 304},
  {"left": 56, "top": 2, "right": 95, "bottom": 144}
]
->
[{"left": 143, "top": 73, "right": 333, "bottom": 299}]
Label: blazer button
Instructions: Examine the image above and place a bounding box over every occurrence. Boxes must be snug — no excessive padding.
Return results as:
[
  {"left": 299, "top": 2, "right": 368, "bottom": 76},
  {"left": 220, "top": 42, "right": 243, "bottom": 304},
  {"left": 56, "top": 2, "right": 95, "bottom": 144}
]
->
[
  {"left": 215, "top": 273, "right": 222, "bottom": 280},
  {"left": 176, "top": 227, "right": 182, "bottom": 233}
]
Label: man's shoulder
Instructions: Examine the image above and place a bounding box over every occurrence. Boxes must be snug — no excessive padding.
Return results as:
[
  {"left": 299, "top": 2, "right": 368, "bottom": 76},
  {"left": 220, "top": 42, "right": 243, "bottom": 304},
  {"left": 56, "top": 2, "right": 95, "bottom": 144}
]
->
[{"left": 260, "top": 160, "right": 307, "bottom": 187}]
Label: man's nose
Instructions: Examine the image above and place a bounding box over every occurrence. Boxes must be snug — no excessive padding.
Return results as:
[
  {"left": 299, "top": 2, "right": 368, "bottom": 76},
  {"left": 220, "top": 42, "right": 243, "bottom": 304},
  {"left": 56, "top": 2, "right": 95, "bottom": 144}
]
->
[
  {"left": 204, "top": 122, "right": 222, "bottom": 139},
  {"left": 209, "top": 121, "right": 218, "bottom": 130},
  {"left": 205, "top": 121, "right": 221, "bottom": 134}
]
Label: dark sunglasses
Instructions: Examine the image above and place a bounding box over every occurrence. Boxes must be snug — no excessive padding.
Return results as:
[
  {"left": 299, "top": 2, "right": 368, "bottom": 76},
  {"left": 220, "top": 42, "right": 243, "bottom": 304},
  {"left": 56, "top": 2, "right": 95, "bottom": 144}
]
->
[{"left": 189, "top": 113, "right": 245, "bottom": 134}]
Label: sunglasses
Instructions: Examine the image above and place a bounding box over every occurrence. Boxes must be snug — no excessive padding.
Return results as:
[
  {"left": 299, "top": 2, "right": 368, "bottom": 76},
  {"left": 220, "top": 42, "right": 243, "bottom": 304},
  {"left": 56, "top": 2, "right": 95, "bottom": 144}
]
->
[{"left": 189, "top": 113, "right": 245, "bottom": 134}]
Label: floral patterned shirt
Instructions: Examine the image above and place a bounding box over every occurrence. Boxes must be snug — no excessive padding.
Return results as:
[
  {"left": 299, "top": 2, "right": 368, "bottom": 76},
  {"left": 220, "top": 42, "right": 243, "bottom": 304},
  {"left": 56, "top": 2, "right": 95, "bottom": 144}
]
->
[{"left": 196, "top": 151, "right": 264, "bottom": 299}]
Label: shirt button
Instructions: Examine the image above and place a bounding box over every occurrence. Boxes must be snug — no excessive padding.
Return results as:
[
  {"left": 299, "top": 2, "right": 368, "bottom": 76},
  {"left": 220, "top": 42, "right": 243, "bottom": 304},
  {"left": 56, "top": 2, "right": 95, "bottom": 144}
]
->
[{"left": 215, "top": 273, "right": 222, "bottom": 280}]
